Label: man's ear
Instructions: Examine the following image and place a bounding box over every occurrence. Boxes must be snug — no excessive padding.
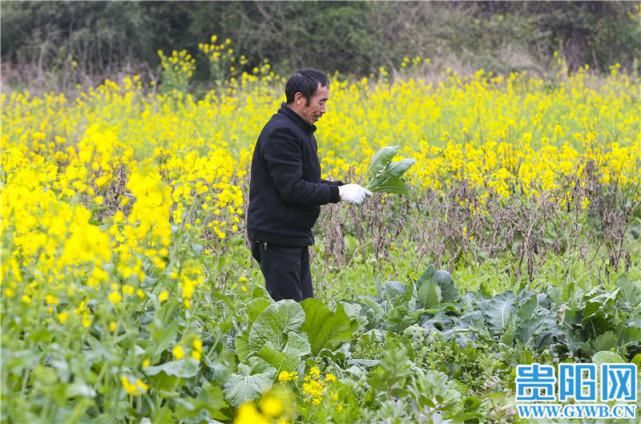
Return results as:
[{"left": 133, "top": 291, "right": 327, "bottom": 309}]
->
[{"left": 294, "top": 92, "right": 305, "bottom": 106}]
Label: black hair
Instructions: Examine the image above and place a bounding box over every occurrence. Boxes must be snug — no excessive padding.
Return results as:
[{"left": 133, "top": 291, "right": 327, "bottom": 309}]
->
[{"left": 285, "top": 68, "right": 329, "bottom": 105}]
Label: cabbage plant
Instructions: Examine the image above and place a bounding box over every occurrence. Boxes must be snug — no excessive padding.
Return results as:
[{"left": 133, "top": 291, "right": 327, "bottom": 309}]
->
[{"left": 365, "top": 145, "right": 416, "bottom": 194}]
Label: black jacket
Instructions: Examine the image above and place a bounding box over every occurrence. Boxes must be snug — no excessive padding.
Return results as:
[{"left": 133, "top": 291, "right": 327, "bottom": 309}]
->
[{"left": 247, "top": 104, "right": 342, "bottom": 246}]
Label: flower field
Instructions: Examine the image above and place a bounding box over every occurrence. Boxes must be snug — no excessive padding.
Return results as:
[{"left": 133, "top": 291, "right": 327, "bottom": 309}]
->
[{"left": 1, "top": 51, "right": 640, "bottom": 423}]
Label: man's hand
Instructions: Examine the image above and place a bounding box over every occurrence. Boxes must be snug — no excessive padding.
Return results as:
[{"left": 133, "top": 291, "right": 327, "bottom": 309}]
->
[{"left": 338, "top": 184, "right": 372, "bottom": 205}]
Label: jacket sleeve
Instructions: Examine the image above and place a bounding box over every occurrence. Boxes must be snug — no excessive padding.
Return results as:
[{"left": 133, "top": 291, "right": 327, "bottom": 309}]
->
[
  {"left": 321, "top": 179, "right": 344, "bottom": 186},
  {"left": 262, "top": 127, "right": 340, "bottom": 205}
]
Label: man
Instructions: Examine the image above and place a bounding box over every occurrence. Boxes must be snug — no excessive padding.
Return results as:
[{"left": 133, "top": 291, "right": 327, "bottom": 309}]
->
[{"left": 247, "top": 68, "right": 371, "bottom": 302}]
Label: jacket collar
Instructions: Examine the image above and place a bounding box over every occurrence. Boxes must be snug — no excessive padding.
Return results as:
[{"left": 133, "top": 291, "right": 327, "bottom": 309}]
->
[{"left": 279, "top": 103, "right": 317, "bottom": 134}]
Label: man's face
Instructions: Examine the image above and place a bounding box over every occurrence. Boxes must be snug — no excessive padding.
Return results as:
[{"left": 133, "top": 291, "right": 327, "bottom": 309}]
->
[{"left": 294, "top": 83, "right": 329, "bottom": 124}]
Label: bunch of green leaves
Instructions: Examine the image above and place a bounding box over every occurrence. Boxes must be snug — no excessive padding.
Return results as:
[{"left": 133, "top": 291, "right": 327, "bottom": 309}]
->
[
  {"left": 228, "top": 299, "right": 354, "bottom": 406},
  {"left": 352, "top": 264, "right": 641, "bottom": 362},
  {"left": 365, "top": 145, "right": 416, "bottom": 194}
]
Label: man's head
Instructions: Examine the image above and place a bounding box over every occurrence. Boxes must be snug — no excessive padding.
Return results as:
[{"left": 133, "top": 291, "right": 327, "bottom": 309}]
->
[{"left": 285, "top": 68, "right": 329, "bottom": 124}]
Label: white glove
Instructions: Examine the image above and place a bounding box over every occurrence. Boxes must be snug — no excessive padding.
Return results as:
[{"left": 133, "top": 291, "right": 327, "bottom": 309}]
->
[{"left": 338, "top": 184, "right": 372, "bottom": 205}]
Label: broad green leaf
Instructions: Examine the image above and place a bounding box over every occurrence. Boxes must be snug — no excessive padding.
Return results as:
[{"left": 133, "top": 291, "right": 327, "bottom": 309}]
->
[
  {"left": 387, "top": 158, "right": 416, "bottom": 177},
  {"left": 234, "top": 330, "right": 251, "bottom": 362},
  {"left": 381, "top": 281, "right": 408, "bottom": 300},
  {"left": 432, "top": 270, "right": 451, "bottom": 284},
  {"left": 433, "top": 270, "right": 459, "bottom": 302},
  {"left": 621, "top": 325, "right": 641, "bottom": 343},
  {"left": 65, "top": 381, "right": 96, "bottom": 398},
  {"left": 153, "top": 405, "right": 175, "bottom": 423},
  {"left": 416, "top": 264, "right": 436, "bottom": 289},
  {"left": 463, "top": 396, "right": 482, "bottom": 412},
  {"left": 223, "top": 362, "right": 275, "bottom": 406},
  {"left": 517, "top": 294, "right": 538, "bottom": 322},
  {"left": 205, "top": 359, "right": 234, "bottom": 386},
  {"left": 148, "top": 373, "right": 180, "bottom": 394},
  {"left": 257, "top": 331, "right": 310, "bottom": 371},
  {"left": 199, "top": 383, "right": 228, "bottom": 420},
  {"left": 257, "top": 348, "right": 296, "bottom": 372},
  {"left": 284, "top": 331, "right": 312, "bottom": 357},
  {"left": 592, "top": 351, "right": 625, "bottom": 364},
  {"left": 248, "top": 300, "right": 305, "bottom": 352},
  {"left": 257, "top": 347, "right": 292, "bottom": 371},
  {"left": 583, "top": 288, "right": 619, "bottom": 318},
  {"left": 418, "top": 279, "right": 441, "bottom": 308},
  {"left": 368, "top": 176, "right": 409, "bottom": 194},
  {"left": 246, "top": 356, "right": 274, "bottom": 373},
  {"left": 367, "top": 145, "right": 399, "bottom": 180},
  {"left": 358, "top": 296, "right": 386, "bottom": 328},
  {"left": 339, "top": 301, "right": 362, "bottom": 321},
  {"left": 301, "top": 299, "right": 352, "bottom": 355},
  {"left": 246, "top": 298, "right": 272, "bottom": 324},
  {"left": 174, "top": 384, "right": 228, "bottom": 421},
  {"left": 151, "top": 321, "right": 178, "bottom": 357},
  {"left": 500, "top": 317, "right": 517, "bottom": 345},
  {"left": 173, "top": 398, "right": 196, "bottom": 419},
  {"left": 174, "top": 382, "right": 229, "bottom": 423},
  {"left": 617, "top": 276, "right": 641, "bottom": 308},
  {"left": 365, "top": 146, "right": 414, "bottom": 194},
  {"left": 514, "top": 294, "right": 540, "bottom": 343},
  {"left": 482, "top": 292, "right": 516, "bottom": 336},
  {"left": 144, "top": 358, "right": 200, "bottom": 378},
  {"left": 349, "top": 358, "right": 381, "bottom": 368},
  {"left": 592, "top": 331, "right": 618, "bottom": 352}
]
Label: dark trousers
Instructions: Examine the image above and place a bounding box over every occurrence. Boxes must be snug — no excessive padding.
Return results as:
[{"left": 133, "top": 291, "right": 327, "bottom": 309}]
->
[{"left": 250, "top": 241, "right": 313, "bottom": 301}]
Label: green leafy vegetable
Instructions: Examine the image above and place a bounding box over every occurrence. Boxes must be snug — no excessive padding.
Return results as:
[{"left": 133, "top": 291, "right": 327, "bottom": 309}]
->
[
  {"left": 144, "top": 358, "right": 200, "bottom": 378},
  {"left": 223, "top": 359, "right": 276, "bottom": 406},
  {"left": 240, "top": 300, "right": 311, "bottom": 371},
  {"left": 301, "top": 298, "right": 353, "bottom": 354},
  {"left": 248, "top": 300, "right": 305, "bottom": 351},
  {"left": 592, "top": 351, "right": 625, "bottom": 364},
  {"left": 256, "top": 331, "right": 310, "bottom": 371},
  {"left": 365, "top": 145, "right": 416, "bottom": 194}
]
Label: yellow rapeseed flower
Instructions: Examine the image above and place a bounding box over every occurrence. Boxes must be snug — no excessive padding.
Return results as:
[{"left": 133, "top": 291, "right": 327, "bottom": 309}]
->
[
  {"left": 172, "top": 345, "right": 185, "bottom": 360},
  {"left": 302, "top": 379, "right": 324, "bottom": 400},
  {"left": 45, "top": 294, "right": 59, "bottom": 305},
  {"left": 159, "top": 290, "right": 169, "bottom": 303},
  {"left": 120, "top": 375, "right": 149, "bottom": 396},
  {"left": 234, "top": 403, "right": 269, "bottom": 424},
  {"left": 260, "top": 394, "right": 284, "bottom": 417},
  {"left": 309, "top": 366, "right": 321, "bottom": 379},
  {"left": 57, "top": 311, "right": 69, "bottom": 324},
  {"left": 81, "top": 314, "right": 92, "bottom": 328},
  {"left": 122, "top": 284, "right": 134, "bottom": 296},
  {"left": 278, "top": 370, "right": 297, "bottom": 383},
  {"left": 108, "top": 291, "right": 122, "bottom": 305},
  {"left": 325, "top": 373, "right": 337, "bottom": 383},
  {"left": 193, "top": 338, "right": 203, "bottom": 351}
]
